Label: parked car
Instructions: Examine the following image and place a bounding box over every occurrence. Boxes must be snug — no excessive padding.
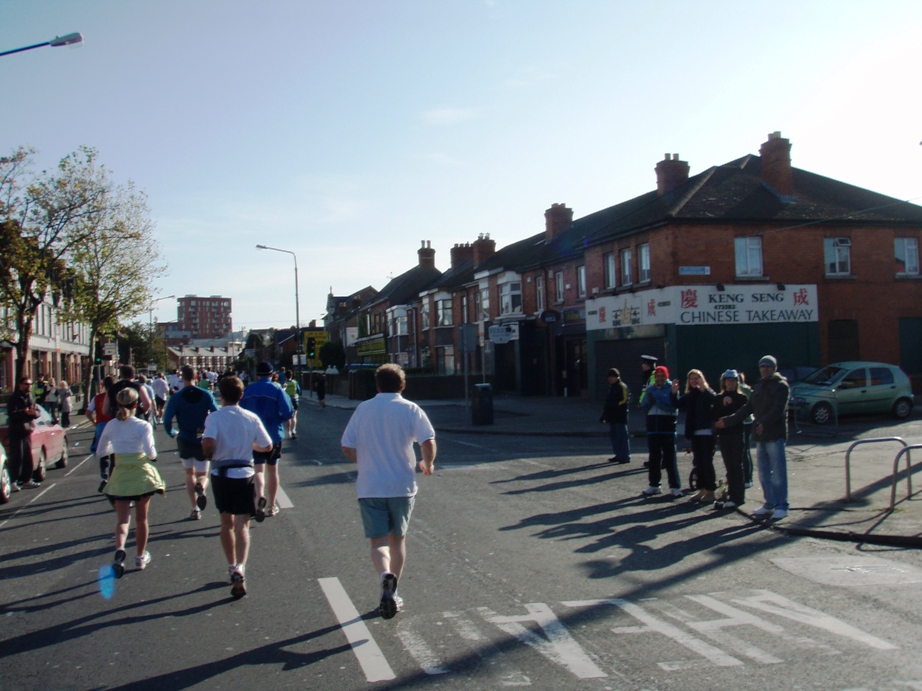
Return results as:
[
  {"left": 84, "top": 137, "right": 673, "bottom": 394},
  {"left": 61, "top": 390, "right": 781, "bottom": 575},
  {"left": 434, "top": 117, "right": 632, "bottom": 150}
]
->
[
  {"left": 789, "top": 361, "right": 914, "bottom": 425},
  {"left": 0, "top": 444, "right": 9, "bottom": 504},
  {"left": 0, "top": 403, "right": 68, "bottom": 500},
  {"left": 778, "top": 365, "right": 818, "bottom": 385}
]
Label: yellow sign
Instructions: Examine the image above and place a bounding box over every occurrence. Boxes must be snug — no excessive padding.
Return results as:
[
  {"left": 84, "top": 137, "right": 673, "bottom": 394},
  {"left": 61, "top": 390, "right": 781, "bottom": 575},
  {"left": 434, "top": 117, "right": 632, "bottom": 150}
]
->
[{"left": 303, "top": 330, "right": 329, "bottom": 361}]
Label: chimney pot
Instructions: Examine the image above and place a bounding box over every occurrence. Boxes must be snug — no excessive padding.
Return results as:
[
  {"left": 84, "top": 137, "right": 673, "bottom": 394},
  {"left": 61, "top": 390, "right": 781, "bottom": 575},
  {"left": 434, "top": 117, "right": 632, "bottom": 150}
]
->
[
  {"left": 544, "top": 203, "right": 574, "bottom": 241},
  {"left": 655, "top": 154, "right": 690, "bottom": 196},
  {"left": 759, "top": 132, "right": 794, "bottom": 197}
]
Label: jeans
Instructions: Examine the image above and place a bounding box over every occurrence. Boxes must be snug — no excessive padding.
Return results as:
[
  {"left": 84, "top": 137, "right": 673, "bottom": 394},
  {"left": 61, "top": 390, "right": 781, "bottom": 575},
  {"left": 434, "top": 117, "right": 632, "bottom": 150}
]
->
[
  {"left": 609, "top": 422, "right": 630, "bottom": 461},
  {"left": 647, "top": 434, "right": 680, "bottom": 489},
  {"left": 756, "top": 438, "right": 788, "bottom": 510},
  {"left": 742, "top": 423, "right": 754, "bottom": 484}
]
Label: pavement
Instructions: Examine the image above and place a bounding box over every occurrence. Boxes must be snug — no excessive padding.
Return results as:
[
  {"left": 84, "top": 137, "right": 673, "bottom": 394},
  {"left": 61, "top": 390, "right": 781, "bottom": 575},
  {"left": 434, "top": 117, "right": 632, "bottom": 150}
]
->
[{"left": 306, "top": 391, "right": 922, "bottom": 547}]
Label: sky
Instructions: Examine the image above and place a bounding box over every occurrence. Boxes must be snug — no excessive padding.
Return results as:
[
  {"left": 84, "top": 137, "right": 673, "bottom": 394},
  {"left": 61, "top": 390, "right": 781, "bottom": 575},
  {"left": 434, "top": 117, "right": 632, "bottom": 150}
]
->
[{"left": 3, "top": 1, "right": 921, "bottom": 332}]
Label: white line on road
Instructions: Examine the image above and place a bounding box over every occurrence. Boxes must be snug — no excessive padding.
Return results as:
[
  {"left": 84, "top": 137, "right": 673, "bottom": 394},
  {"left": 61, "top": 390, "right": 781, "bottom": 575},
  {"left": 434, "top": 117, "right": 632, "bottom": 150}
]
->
[
  {"left": 65, "top": 454, "right": 94, "bottom": 477},
  {"left": 318, "top": 577, "right": 395, "bottom": 682},
  {"left": 276, "top": 485, "right": 294, "bottom": 509},
  {"left": 396, "top": 624, "right": 448, "bottom": 675},
  {"left": 450, "top": 439, "right": 489, "bottom": 449},
  {"left": 0, "top": 482, "right": 57, "bottom": 529}
]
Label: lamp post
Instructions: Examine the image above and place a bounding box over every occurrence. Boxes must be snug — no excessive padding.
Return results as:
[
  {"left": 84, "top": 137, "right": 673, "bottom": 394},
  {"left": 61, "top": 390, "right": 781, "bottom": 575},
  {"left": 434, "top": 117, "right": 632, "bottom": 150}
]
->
[
  {"left": 149, "top": 295, "right": 175, "bottom": 372},
  {"left": 0, "top": 32, "right": 83, "bottom": 57},
  {"left": 255, "top": 244, "right": 303, "bottom": 387}
]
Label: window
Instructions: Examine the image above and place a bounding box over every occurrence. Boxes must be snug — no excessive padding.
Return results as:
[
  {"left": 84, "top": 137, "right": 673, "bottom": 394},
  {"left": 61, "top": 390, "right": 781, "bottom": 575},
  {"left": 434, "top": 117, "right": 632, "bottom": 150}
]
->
[
  {"left": 461, "top": 295, "right": 468, "bottom": 323},
  {"left": 480, "top": 288, "right": 490, "bottom": 319},
  {"left": 474, "top": 290, "right": 482, "bottom": 321},
  {"left": 436, "top": 299, "right": 453, "bottom": 326},
  {"left": 824, "top": 237, "right": 851, "bottom": 276},
  {"left": 555, "top": 271, "right": 564, "bottom": 302},
  {"left": 576, "top": 266, "right": 586, "bottom": 298},
  {"left": 421, "top": 302, "right": 430, "bottom": 329},
  {"left": 735, "top": 237, "right": 763, "bottom": 277},
  {"left": 620, "top": 248, "right": 632, "bottom": 286},
  {"left": 637, "top": 243, "right": 651, "bottom": 283},
  {"left": 500, "top": 282, "right": 522, "bottom": 315},
  {"left": 896, "top": 238, "right": 920, "bottom": 275},
  {"left": 604, "top": 253, "right": 616, "bottom": 289},
  {"left": 536, "top": 275, "right": 545, "bottom": 312},
  {"left": 395, "top": 315, "right": 407, "bottom": 335},
  {"left": 869, "top": 367, "right": 894, "bottom": 386}
]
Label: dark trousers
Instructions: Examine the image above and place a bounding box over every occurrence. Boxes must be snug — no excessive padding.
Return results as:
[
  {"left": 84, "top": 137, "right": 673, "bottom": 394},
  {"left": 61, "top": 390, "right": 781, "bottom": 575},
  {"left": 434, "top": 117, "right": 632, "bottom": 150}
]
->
[
  {"left": 742, "top": 423, "right": 754, "bottom": 483},
  {"left": 60, "top": 411, "right": 70, "bottom": 427},
  {"left": 8, "top": 434, "right": 34, "bottom": 484},
  {"left": 718, "top": 431, "right": 746, "bottom": 505},
  {"left": 609, "top": 422, "right": 630, "bottom": 461},
  {"left": 647, "top": 434, "right": 680, "bottom": 489},
  {"left": 691, "top": 434, "right": 717, "bottom": 491}
]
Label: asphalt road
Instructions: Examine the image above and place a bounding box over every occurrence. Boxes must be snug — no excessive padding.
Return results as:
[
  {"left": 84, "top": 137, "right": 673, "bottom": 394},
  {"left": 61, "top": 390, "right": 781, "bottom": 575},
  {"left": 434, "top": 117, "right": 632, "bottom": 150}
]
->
[{"left": 2, "top": 403, "right": 922, "bottom": 690}]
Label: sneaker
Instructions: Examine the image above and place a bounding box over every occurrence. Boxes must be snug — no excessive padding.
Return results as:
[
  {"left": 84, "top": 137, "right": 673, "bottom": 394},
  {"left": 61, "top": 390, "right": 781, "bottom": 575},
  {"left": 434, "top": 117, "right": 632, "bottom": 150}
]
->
[
  {"left": 254, "top": 496, "right": 267, "bottom": 523},
  {"left": 607, "top": 456, "right": 618, "bottom": 463},
  {"left": 379, "top": 572, "right": 398, "bottom": 619},
  {"left": 19, "top": 480, "right": 41, "bottom": 489},
  {"left": 394, "top": 595, "right": 404, "bottom": 613},
  {"left": 671, "top": 488, "right": 683, "bottom": 497},
  {"left": 231, "top": 570, "right": 247, "bottom": 599},
  {"left": 190, "top": 508, "right": 201, "bottom": 520},
  {"left": 641, "top": 486, "right": 662, "bottom": 496},
  {"left": 136, "top": 551, "right": 151, "bottom": 570},
  {"left": 11, "top": 482, "right": 21, "bottom": 493},
  {"left": 771, "top": 509, "right": 788, "bottom": 520},
  {"left": 752, "top": 506, "right": 773, "bottom": 517},
  {"left": 265, "top": 504, "right": 279, "bottom": 517},
  {"left": 291, "top": 433, "right": 297, "bottom": 440},
  {"left": 195, "top": 482, "right": 207, "bottom": 510},
  {"left": 98, "top": 480, "right": 107, "bottom": 493},
  {"left": 113, "top": 549, "right": 127, "bottom": 579},
  {"left": 744, "top": 482, "right": 753, "bottom": 489},
  {"left": 723, "top": 500, "right": 738, "bottom": 509}
]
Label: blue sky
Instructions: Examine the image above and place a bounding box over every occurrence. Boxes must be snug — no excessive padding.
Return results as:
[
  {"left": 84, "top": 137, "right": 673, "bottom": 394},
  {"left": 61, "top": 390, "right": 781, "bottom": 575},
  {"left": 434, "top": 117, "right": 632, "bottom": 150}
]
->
[{"left": 3, "top": 1, "right": 921, "bottom": 331}]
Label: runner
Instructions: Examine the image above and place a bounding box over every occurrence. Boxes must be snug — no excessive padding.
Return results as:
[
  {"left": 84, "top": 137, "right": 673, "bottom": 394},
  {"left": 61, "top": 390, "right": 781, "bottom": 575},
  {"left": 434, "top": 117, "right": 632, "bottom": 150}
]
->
[
  {"left": 163, "top": 365, "right": 218, "bottom": 520},
  {"left": 97, "top": 387, "right": 164, "bottom": 577},
  {"left": 202, "top": 375, "right": 273, "bottom": 599},
  {"left": 87, "top": 376, "right": 116, "bottom": 493},
  {"left": 151, "top": 373, "right": 169, "bottom": 424},
  {"left": 283, "top": 370, "right": 300, "bottom": 440},
  {"left": 240, "top": 362, "right": 293, "bottom": 520}
]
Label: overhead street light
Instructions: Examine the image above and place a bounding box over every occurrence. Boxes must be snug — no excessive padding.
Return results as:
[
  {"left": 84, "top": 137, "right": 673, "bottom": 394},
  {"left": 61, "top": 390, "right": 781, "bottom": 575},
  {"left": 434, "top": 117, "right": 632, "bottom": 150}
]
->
[
  {"left": 0, "top": 32, "right": 84, "bottom": 57},
  {"left": 255, "top": 244, "right": 303, "bottom": 388}
]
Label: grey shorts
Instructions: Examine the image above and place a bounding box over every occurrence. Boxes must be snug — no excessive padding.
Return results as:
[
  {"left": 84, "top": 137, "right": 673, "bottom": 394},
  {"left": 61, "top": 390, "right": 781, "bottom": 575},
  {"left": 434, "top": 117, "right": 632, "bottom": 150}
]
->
[{"left": 358, "top": 496, "right": 416, "bottom": 539}]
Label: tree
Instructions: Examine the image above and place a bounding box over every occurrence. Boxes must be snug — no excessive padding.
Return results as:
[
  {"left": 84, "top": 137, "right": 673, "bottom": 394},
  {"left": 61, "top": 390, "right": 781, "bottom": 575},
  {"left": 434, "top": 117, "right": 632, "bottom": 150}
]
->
[
  {"left": 319, "top": 340, "right": 346, "bottom": 370},
  {"left": 0, "top": 146, "right": 110, "bottom": 381}
]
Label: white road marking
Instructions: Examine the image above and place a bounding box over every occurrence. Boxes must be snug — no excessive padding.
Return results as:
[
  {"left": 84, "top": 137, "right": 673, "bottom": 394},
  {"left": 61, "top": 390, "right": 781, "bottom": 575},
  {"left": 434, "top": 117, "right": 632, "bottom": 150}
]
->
[
  {"left": 396, "top": 623, "right": 448, "bottom": 675},
  {"left": 0, "top": 482, "right": 57, "bottom": 529},
  {"left": 318, "top": 577, "right": 395, "bottom": 682},
  {"left": 65, "top": 454, "right": 94, "bottom": 477},
  {"left": 450, "top": 439, "right": 489, "bottom": 449},
  {"left": 478, "top": 603, "right": 608, "bottom": 679},
  {"left": 275, "top": 485, "right": 293, "bottom": 509}
]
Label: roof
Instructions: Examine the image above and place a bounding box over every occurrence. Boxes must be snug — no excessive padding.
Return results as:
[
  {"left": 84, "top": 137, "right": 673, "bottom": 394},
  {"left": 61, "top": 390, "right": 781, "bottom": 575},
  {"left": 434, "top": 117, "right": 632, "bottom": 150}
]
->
[{"left": 370, "top": 264, "right": 442, "bottom": 308}]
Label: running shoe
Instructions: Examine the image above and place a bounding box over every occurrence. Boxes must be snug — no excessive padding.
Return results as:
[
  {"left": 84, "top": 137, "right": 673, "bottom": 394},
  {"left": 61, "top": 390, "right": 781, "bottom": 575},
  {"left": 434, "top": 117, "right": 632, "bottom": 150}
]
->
[
  {"left": 265, "top": 504, "right": 279, "bottom": 517},
  {"left": 195, "top": 482, "right": 207, "bottom": 510},
  {"left": 671, "top": 488, "right": 684, "bottom": 498},
  {"left": 231, "top": 570, "right": 247, "bottom": 599},
  {"left": 113, "top": 549, "right": 127, "bottom": 579},
  {"left": 98, "top": 480, "right": 107, "bottom": 493},
  {"left": 19, "top": 480, "right": 41, "bottom": 489},
  {"left": 190, "top": 508, "right": 201, "bottom": 520},
  {"left": 641, "top": 486, "right": 662, "bottom": 496},
  {"left": 752, "top": 506, "right": 773, "bottom": 517},
  {"left": 136, "top": 551, "right": 151, "bottom": 570},
  {"left": 11, "top": 482, "right": 21, "bottom": 493},
  {"left": 379, "top": 572, "right": 398, "bottom": 619},
  {"left": 255, "top": 497, "right": 267, "bottom": 523}
]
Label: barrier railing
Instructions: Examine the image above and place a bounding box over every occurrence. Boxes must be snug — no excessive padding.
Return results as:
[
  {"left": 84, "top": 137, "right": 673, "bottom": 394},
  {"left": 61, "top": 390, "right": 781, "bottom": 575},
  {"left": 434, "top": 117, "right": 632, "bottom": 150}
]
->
[
  {"left": 844, "top": 437, "right": 907, "bottom": 502},
  {"left": 791, "top": 389, "right": 838, "bottom": 438},
  {"left": 889, "top": 444, "right": 922, "bottom": 511}
]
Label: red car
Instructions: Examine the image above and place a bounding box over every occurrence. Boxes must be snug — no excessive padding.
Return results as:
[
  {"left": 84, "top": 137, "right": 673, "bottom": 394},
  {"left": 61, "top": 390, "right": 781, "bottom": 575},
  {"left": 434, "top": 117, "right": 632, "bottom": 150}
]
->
[{"left": 0, "top": 403, "right": 68, "bottom": 503}]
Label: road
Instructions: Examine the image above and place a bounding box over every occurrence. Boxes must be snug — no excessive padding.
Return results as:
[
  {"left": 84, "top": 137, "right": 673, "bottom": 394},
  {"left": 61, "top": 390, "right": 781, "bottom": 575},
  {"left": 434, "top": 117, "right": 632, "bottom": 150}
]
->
[{"left": 2, "top": 401, "right": 921, "bottom": 690}]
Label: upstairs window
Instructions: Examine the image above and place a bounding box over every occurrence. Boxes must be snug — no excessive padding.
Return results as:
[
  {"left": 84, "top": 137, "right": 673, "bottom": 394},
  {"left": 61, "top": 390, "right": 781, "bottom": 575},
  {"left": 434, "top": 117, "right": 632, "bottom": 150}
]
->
[
  {"left": 536, "top": 275, "right": 545, "bottom": 313},
  {"left": 735, "top": 237, "right": 763, "bottom": 277},
  {"left": 576, "top": 266, "right": 586, "bottom": 298},
  {"left": 638, "top": 243, "right": 651, "bottom": 283},
  {"left": 895, "top": 237, "right": 920, "bottom": 275},
  {"left": 421, "top": 302, "right": 430, "bottom": 330},
  {"left": 604, "top": 253, "right": 616, "bottom": 289},
  {"left": 436, "top": 299, "right": 453, "bottom": 326},
  {"left": 500, "top": 282, "right": 522, "bottom": 315},
  {"left": 620, "top": 248, "right": 632, "bottom": 286},
  {"left": 824, "top": 237, "right": 851, "bottom": 276},
  {"left": 555, "top": 271, "right": 564, "bottom": 302}
]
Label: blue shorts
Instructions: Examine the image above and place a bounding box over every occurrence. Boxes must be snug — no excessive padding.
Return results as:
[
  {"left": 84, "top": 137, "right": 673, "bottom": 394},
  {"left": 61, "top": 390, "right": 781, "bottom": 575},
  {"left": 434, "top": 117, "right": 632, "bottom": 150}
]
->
[{"left": 358, "top": 496, "right": 416, "bottom": 539}]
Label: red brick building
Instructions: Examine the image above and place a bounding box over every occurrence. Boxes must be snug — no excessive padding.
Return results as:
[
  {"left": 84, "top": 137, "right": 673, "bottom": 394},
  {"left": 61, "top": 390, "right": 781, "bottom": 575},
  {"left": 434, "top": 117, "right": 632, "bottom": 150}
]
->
[{"left": 177, "top": 295, "right": 232, "bottom": 340}]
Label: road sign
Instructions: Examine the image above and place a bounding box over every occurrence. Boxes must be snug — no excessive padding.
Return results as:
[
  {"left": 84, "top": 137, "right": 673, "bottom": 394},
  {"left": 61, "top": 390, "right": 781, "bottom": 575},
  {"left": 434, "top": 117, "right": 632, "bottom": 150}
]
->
[{"left": 103, "top": 343, "right": 117, "bottom": 356}]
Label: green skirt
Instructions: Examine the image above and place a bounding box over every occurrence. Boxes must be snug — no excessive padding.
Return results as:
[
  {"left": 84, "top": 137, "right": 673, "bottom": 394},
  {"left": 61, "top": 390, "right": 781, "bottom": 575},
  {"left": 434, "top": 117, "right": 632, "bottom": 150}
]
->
[{"left": 104, "top": 452, "right": 165, "bottom": 500}]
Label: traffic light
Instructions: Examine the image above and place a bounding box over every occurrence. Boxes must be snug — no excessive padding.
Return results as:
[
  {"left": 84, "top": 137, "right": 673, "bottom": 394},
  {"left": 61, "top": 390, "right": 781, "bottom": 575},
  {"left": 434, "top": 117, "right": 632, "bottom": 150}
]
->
[
  {"left": 94, "top": 341, "right": 103, "bottom": 365},
  {"left": 307, "top": 337, "right": 316, "bottom": 359}
]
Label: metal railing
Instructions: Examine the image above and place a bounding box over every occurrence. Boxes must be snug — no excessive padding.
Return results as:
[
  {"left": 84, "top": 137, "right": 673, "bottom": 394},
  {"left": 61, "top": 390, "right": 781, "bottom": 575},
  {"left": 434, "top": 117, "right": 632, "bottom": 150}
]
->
[
  {"left": 889, "top": 444, "right": 922, "bottom": 511},
  {"left": 844, "top": 437, "right": 907, "bottom": 502}
]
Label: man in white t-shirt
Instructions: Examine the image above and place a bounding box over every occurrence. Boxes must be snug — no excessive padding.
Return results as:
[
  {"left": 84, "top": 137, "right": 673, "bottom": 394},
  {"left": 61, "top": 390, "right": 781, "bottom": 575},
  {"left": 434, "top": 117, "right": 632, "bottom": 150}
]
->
[
  {"left": 202, "top": 375, "right": 272, "bottom": 599},
  {"left": 341, "top": 363, "right": 436, "bottom": 619}
]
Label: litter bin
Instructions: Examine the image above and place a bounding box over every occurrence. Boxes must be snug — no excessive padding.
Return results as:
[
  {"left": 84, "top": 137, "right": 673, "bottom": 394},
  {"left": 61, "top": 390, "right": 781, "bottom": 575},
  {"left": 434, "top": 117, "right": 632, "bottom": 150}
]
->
[{"left": 471, "top": 383, "right": 493, "bottom": 425}]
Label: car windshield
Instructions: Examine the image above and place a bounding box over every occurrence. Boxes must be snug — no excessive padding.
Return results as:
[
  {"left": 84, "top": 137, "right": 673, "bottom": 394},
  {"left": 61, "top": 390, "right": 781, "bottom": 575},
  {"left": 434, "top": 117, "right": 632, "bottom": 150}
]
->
[{"left": 802, "top": 365, "right": 846, "bottom": 386}]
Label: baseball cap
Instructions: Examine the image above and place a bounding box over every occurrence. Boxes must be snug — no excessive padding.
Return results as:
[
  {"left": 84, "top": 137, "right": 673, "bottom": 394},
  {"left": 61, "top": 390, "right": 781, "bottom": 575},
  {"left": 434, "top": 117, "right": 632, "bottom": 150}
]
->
[{"left": 256, "top": 361, "right": 274, "bottom": 375}]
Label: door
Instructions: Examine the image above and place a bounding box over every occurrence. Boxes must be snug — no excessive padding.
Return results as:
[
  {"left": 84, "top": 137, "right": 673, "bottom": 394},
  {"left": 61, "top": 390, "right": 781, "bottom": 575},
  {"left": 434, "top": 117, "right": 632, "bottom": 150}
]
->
[
  {"left": 835, "top": 367, "right": 869, "bottom": 415},
  {"left": 867, "top": 366, "right": 898, "bottom": 413}
]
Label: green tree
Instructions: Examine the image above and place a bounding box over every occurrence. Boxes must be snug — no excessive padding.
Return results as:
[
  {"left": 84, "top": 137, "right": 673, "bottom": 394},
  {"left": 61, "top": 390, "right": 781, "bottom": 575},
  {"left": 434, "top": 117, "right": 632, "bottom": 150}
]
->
[
  {"left": 0, "top": 146, "right": 110, "bottom": 381},
  {"left": 319, "top": 339, "right": 346, "bottom": 369}
]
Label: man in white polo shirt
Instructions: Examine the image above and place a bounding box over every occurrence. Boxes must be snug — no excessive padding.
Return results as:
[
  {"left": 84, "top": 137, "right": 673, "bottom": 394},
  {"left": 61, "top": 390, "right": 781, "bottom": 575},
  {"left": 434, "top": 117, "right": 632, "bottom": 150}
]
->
[
  {"left": 202, "top": 375, "right": 273, "bottom": 599},
  {"left": 341, "top": 363, "right": 436, "bottom": 619}
]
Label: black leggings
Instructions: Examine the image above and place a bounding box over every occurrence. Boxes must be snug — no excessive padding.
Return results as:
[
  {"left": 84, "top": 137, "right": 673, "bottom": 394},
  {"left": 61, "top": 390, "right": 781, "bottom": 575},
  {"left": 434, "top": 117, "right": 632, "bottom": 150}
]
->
[{"left": 691, "top": 435, "right": 716, "bottom": 491}]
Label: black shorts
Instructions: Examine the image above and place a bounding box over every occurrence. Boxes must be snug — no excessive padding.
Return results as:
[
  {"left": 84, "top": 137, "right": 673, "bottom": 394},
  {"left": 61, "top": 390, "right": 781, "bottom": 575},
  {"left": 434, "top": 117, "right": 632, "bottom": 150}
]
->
[
  {"left": 212, "top": 475, "right": 256, "bottom": 516},
  {"left": 155, "top": 397, "right": 165, "bottom": 408},
  {"left": 177, "top": 437, "right": 205, "bottom": 461},
  {"left": 254, "top": 442, "right": 282, "bottom": 466}
]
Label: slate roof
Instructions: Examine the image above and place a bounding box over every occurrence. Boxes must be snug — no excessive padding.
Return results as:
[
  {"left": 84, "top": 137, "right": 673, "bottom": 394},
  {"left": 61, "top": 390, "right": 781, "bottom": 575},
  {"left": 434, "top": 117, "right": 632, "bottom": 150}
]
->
[
  {"left": 370, "top": 264, "right": 442, "bottom": 308},
  {"left": 433, "top": 258, "right": 476, "bottom": 291}
]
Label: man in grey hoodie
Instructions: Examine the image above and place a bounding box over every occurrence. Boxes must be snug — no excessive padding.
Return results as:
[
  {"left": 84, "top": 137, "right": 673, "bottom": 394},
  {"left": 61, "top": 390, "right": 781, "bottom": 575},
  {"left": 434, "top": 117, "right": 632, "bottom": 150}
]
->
[{"left": 716, "top": 355, "right": 790, "bottom": 520}]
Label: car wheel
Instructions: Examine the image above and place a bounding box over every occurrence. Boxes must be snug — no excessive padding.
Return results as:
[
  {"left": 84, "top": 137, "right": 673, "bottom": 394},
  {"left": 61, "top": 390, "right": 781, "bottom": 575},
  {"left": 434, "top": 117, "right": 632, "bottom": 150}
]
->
[
  {"left": 893, "top": 398, "right": 913, "bottom": 420},
  {"left": 33, "top": 449, "right": 47, "bottom": 483},
  {"left": 55, "top": 440, "right": 68, "bottom": 469},
  {"left": 811, "top": 402, "right": 833, "bottom": 425},
  {"left": 0, "top": 460, "right": 11, "bottom": 504}
]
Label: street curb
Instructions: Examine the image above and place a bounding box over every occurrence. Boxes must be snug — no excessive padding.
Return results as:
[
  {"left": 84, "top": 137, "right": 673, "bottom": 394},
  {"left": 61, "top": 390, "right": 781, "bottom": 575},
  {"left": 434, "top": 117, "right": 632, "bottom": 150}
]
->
[{"left": 765, "top": 522, "right": 922, "bottom": 548}]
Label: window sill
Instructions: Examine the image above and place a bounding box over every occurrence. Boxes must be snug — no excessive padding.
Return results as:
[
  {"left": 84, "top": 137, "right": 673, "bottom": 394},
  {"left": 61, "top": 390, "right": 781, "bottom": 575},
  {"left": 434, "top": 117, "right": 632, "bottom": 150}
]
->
[
  {"left": 825, "top": 274, "right": 857, "bottom": 280},
  {"left": 895, "top": 273, "right": 922, "bottom": 280},
  {"left": 734, "top": 275, "right": 769, "bottom": 282}
]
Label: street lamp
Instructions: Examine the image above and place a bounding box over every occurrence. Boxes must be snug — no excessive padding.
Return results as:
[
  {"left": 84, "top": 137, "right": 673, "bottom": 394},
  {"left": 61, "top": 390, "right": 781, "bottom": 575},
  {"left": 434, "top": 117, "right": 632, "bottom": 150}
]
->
[
  {"left": 149, "top": 295, "right": 175, "bottom": 372},
  {"left": 255, "top": 244, "right": 303, "bottom": 387},
  {"left": 0, "top": 32, "right": 83, "bottom": 57}
]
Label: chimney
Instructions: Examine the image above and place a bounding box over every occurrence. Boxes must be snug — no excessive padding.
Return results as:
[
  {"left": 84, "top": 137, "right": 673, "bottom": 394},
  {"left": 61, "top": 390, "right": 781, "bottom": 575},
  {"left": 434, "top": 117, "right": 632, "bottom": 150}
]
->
[
  {"left": 759, "top": 131, "right": 794, "bottom": 197},
  {"left": 655, "top": 154, "right": 689, "bottom": 196},
  {"left": 418, "top": 240, "right": 436, "bottom": 268},
  {"left": 472, "top": 233, "right": 496, "bottom": 265},
  {"left": 545, "top": 203, "right": 573, "bottom": 241},
  {"left": 450, "top": 242, "right": 474, "bottom": 268}
]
